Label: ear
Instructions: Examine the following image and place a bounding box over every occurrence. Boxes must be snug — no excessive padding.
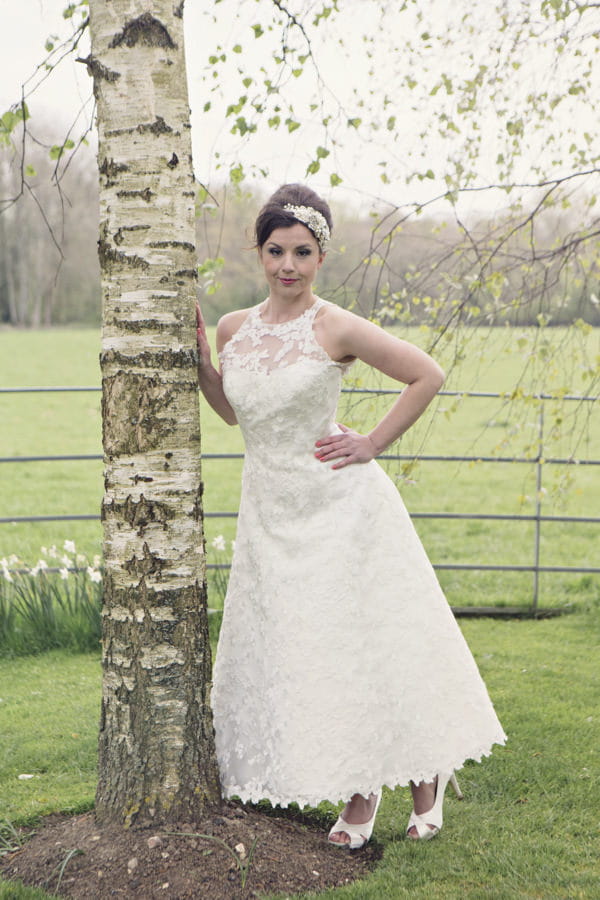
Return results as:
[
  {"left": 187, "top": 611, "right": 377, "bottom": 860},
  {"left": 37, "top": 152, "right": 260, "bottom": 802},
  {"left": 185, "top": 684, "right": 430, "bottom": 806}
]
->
[{"left": 317, "top": 251, "right": 326, "bottom": 268}]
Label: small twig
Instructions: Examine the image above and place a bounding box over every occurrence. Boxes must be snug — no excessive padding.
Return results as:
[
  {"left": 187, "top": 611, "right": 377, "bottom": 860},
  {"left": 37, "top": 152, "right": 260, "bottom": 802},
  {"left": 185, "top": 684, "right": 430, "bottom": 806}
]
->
[
  {"left": 47, "top": 847, "right": 84, "bottom": 893},
  {"left": 166, "top": 831, "right": 259, "bottom": 890}
]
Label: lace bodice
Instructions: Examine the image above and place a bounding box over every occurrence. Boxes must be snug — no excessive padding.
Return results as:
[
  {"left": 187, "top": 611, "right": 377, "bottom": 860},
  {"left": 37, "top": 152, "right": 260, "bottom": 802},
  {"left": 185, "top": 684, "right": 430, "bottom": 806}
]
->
[
  {"left": 219, "top": 298, "right": 349, "bottom": 454},
  {"left": 218, "top": 297, "right": 339, "bottom": 375}
]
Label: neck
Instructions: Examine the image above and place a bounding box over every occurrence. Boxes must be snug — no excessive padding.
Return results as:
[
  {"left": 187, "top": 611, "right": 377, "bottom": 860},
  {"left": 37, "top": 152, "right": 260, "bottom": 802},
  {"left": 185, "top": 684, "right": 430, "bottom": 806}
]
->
[{"left": 262, "top": 290, "right": 316, "bottom": 323}]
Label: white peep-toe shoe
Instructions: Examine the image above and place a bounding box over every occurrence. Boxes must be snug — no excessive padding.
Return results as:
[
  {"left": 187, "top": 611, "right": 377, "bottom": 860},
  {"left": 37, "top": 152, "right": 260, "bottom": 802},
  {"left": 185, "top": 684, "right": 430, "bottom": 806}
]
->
[
  {"left": 406, "top": 772, "right": 462, "bottom": 841},
  {"left": 328, "top": 790, "right": 382, "bottom": 849}
]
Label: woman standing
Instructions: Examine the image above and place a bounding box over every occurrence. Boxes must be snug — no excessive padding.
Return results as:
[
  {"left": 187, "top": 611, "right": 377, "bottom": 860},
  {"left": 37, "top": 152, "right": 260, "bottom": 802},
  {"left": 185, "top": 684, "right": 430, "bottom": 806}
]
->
[{"left": 196, "top": 183, "right": 506, "bottom": 848}]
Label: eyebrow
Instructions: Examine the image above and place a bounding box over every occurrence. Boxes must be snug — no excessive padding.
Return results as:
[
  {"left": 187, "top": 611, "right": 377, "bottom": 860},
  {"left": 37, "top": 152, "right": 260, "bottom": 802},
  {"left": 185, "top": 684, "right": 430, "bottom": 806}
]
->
[{"left": 266, "top": 241, "right": 313, "bottom": 249}]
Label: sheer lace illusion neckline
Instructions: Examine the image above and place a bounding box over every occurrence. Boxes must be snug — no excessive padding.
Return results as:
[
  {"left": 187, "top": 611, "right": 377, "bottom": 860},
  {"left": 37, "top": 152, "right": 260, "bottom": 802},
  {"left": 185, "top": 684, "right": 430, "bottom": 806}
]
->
[{"left": 255, "top": 298, "right": 323, "bottom": 328}]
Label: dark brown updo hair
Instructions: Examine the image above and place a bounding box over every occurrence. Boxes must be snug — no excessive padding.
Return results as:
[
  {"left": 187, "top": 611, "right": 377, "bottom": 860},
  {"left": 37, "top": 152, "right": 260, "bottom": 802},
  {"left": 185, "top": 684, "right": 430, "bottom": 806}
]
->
[{"left": 254, "top": 183, "right": 333, "bottom": 249}]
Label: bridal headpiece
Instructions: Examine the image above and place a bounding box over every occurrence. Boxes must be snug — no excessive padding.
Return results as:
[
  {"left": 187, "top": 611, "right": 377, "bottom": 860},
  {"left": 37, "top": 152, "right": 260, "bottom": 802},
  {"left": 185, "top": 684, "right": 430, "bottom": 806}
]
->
[{"left": 283, "top": 204, "right": 331, "bottom": 251}]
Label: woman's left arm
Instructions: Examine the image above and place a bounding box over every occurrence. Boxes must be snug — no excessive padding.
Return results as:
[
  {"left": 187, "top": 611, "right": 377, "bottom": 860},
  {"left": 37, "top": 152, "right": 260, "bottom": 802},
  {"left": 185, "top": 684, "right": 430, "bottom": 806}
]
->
[{"left": 314, "top": 308, "right": 445, "bottom": 469}]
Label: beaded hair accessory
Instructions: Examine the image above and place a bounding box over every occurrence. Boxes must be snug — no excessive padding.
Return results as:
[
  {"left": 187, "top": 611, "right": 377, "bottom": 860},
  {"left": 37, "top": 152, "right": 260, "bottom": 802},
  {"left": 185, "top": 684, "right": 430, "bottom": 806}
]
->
[{"left": 283, "top": 203, "right": 331, "bottom": 251}]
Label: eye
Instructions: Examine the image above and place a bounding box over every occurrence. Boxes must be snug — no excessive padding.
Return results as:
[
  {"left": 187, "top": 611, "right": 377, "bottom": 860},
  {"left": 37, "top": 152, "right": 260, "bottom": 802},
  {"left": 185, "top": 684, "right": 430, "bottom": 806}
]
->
[
  {"left": 297, "top": 248, "right": 312, "bottom": 257},
  {"left": 268, "top": 247, "right": 282, "bottom": 256}
]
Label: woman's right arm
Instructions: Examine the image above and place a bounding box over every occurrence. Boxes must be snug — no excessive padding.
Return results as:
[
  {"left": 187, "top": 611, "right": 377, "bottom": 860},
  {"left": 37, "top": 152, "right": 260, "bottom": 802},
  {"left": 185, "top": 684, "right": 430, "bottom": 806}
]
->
[{"left": 196, "top": 303, "right": 238, "bottom": 426}]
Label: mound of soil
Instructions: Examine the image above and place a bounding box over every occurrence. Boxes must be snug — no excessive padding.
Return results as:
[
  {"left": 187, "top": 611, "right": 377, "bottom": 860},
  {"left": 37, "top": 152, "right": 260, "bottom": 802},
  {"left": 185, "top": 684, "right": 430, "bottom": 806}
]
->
[{"left": 1, "top": 802, "right": 381, "bottom": 899}]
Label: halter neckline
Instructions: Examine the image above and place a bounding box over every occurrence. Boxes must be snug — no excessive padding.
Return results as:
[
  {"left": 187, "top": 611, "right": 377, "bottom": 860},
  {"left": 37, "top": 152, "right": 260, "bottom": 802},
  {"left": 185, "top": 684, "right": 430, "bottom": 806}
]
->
[{"left": 255, "top": 297, "right": 324, "bottom": 328}]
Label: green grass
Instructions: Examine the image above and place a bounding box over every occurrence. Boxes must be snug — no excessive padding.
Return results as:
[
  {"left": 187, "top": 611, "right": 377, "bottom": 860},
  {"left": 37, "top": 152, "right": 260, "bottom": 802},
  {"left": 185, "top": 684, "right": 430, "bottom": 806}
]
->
[
  {"left": 0, "top": 884, "right": 59, "bottom": 899},
  {"left": 1, "top": 609, "right": 600, "bottom": 898},
  {"left": 0, "top": 326, "right": 598, "bottom": 613},
  {"left": 0, "top": 652, "right": 98, "bottom": 825}
]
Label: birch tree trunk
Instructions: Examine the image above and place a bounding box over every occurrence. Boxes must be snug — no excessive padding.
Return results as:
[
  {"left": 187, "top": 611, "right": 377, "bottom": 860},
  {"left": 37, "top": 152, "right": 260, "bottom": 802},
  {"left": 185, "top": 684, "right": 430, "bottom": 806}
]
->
[{"left": 87, "top": 0, "right": 221, "bottom": 826}]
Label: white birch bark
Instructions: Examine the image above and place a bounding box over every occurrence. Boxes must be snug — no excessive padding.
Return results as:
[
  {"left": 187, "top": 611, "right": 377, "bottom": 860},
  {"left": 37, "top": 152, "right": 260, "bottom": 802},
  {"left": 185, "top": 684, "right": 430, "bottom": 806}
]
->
[{"left": 87, "top": 0, "right": 220, "bottom": 826}]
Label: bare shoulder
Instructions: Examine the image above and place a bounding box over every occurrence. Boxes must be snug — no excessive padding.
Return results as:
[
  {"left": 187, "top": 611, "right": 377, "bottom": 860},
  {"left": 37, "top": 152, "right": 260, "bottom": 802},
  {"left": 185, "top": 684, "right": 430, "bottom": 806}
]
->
[
  {"left": 216, "top": 306, "right": 257, "bottom": 352},
  {"left": 314, "top": 300, "right": 383, "bottom": 359},
  {"left": 315, "top": 300, "right": 379, "bottom": 333}
]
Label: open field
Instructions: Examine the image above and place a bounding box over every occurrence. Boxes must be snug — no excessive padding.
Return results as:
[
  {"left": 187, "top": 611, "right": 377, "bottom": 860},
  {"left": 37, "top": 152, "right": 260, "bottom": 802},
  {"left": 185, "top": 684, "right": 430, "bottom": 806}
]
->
[
  {"left": 0, "top": 325, "right": 598, "bottom": 611},
  {"left": 1, "top": 608, "right": 600, "bottom": 898}
]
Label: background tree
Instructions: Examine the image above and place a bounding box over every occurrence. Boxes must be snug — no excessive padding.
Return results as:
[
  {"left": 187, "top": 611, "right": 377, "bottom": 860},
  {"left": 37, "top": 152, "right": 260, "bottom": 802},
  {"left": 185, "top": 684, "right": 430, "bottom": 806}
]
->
[
  {"left": 87, "top": 0, "right": 220, "bottom": 825},
  {"left": 0, "top": 140, "right": 100, "bottom": 326}
]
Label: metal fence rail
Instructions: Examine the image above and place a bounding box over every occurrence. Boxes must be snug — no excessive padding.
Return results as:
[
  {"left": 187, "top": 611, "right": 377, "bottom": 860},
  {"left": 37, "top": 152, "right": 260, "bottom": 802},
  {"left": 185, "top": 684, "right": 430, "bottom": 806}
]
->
[{"left": 1, "top": 385, "right": 598, "bottom": 617}]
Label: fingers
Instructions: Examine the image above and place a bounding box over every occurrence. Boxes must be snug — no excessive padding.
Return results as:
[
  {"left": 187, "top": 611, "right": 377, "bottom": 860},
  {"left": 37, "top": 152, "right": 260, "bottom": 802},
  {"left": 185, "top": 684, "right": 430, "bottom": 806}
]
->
[
  {"left": 314, "top": 438, "right": 361, "bottom": 463},
  {"left": 314, "top": 429, "right": 375, "bottom": 468},
  {"left": 314, "top": 436, "right": 346, "bottom": 457},
  {"left": 196, "top": 302, "right": 207, "bottom": 333}
]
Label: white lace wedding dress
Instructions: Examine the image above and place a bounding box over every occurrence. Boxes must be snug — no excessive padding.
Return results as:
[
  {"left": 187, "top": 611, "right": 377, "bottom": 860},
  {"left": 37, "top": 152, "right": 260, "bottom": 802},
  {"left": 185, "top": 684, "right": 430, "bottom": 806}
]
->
[{"left": 211, "top": 297, "right": 506, "bottom": 808}]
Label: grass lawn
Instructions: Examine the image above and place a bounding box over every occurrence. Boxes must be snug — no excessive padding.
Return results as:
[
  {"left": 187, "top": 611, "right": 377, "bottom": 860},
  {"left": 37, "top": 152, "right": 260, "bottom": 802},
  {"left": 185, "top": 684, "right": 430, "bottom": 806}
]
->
[
  {"left": 0, "top": 325, "right": 598, "bottom": 613},
  {"left": 1, "top": 608, "right": 599, "bottom": 899}
]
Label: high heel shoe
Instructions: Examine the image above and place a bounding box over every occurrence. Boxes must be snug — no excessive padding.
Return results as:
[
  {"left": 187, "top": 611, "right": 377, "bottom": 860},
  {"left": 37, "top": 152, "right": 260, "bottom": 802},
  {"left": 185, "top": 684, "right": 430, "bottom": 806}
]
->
[
  {"left": 406, "top": 772, "right": 462, "bottom": 840},
  {"left": 328, "top": 790, "right": 382, "bottom": 849}
]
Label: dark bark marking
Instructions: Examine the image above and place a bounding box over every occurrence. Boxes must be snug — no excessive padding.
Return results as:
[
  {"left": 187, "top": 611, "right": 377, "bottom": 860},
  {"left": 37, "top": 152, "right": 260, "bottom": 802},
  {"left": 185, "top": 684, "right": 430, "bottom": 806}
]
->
[
  {"left": 107, "top": 318, "right": 178, "bottom": 334},
  {"left": 102, "top": 348, "right": 198, "bottom": 370},
  {"left": 137, "top": 116, "right": 173, "bottom": 136},
  {"left": 174, "top": 269, "right": 198, "bottom": 279},
  {"left": 192, "top": 483, "right": 204, "bottom": 521},
  {"left": 167, "top": 152, "right": 179, "bottom": 168},
  {"left": 102, "top": 373, "right": 175, "bottom": 454},
  {"left": 174, "top": 2, "right": 184, "bottom": 19},
  {"left": 98, "top": 239, "right": 149, "bottom": 272},
  {"left": 110, "top": 13, "right": 176, "bottom": 50},
  {"left": 105, "top": 493, "right": 172, "bottom": 536},
  {"left": 124, "top": 542, "right": 165, "bottom": 578},
  {"left": 99, "top": 158, "right": 129, "bottom": 180},
  {"left": 148, "top": 240, "right": 195, "bottom": 252},
  {"left": 115, "top": 187, "right": 155, "bottom": 203},
  {"left": 78, "top": 54, "right": 121, "bottom": 83},
  {"left": 131, "top": 474, "right": 153, "bottom": 484}
]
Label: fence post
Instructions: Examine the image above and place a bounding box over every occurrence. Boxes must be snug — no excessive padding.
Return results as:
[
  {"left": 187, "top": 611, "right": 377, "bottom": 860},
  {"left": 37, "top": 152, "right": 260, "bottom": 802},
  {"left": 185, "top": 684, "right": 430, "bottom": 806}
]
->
[{"left": 532, "top": 399, "right": 545, "bottom": 616}]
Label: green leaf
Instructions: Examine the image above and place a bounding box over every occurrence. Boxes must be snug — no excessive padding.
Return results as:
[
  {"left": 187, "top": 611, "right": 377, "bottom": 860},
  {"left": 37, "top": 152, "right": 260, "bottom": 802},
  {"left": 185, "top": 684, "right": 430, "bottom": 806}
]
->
[
  {"left": 386, "top": 116, "right": 396, "bottom": 131},
  {"left": 229, "top": 163, "right": 244, "bottom": 185},
  {"left": 252, "top": 24, "right": 264, "bottom": 38},
  {"left": 316, "top": 146, "right": 329, "bottom": 159},
  {"left": 233, "top": 44, "right": 242, "bottom": 54},
  {"left": 49, "top": 138, "right": 75, "bottom": 160},
  {"left": 226, "top": 96, "right": 247, "bottom": 117},
  {"left": 285, "top": 118, "right": 300, "bottom": 133},
  {"left": 25, "top": 164, "right": 37, "bottom": 177},
  {"left": 306, "top": 160, "right": 321, "bottom": 175},
  {"left": 45, "top": 40, "right": 55, "bottom": 52},
  {"left": 347, "top": 117, "right": 361, "bottom": 129},
  {"left": 330, "top": 173, "right": 343, "bottom": 187},
  {"left": 231, "top": 116, "right": 255, "bottom": 136}
]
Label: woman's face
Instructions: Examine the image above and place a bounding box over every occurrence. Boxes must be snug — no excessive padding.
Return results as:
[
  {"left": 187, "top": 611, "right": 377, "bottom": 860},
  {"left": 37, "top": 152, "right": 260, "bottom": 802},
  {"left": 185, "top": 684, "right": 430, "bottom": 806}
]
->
[{"left": 259, "top": 224, "right": 324, "bottom": 296}]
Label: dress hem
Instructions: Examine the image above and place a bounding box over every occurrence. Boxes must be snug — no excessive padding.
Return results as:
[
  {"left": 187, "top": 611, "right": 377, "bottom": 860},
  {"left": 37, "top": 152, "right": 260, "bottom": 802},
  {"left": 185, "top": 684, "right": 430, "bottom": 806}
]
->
[{"left": 219, "top": 733, "right": 507, "bottom": 809}]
